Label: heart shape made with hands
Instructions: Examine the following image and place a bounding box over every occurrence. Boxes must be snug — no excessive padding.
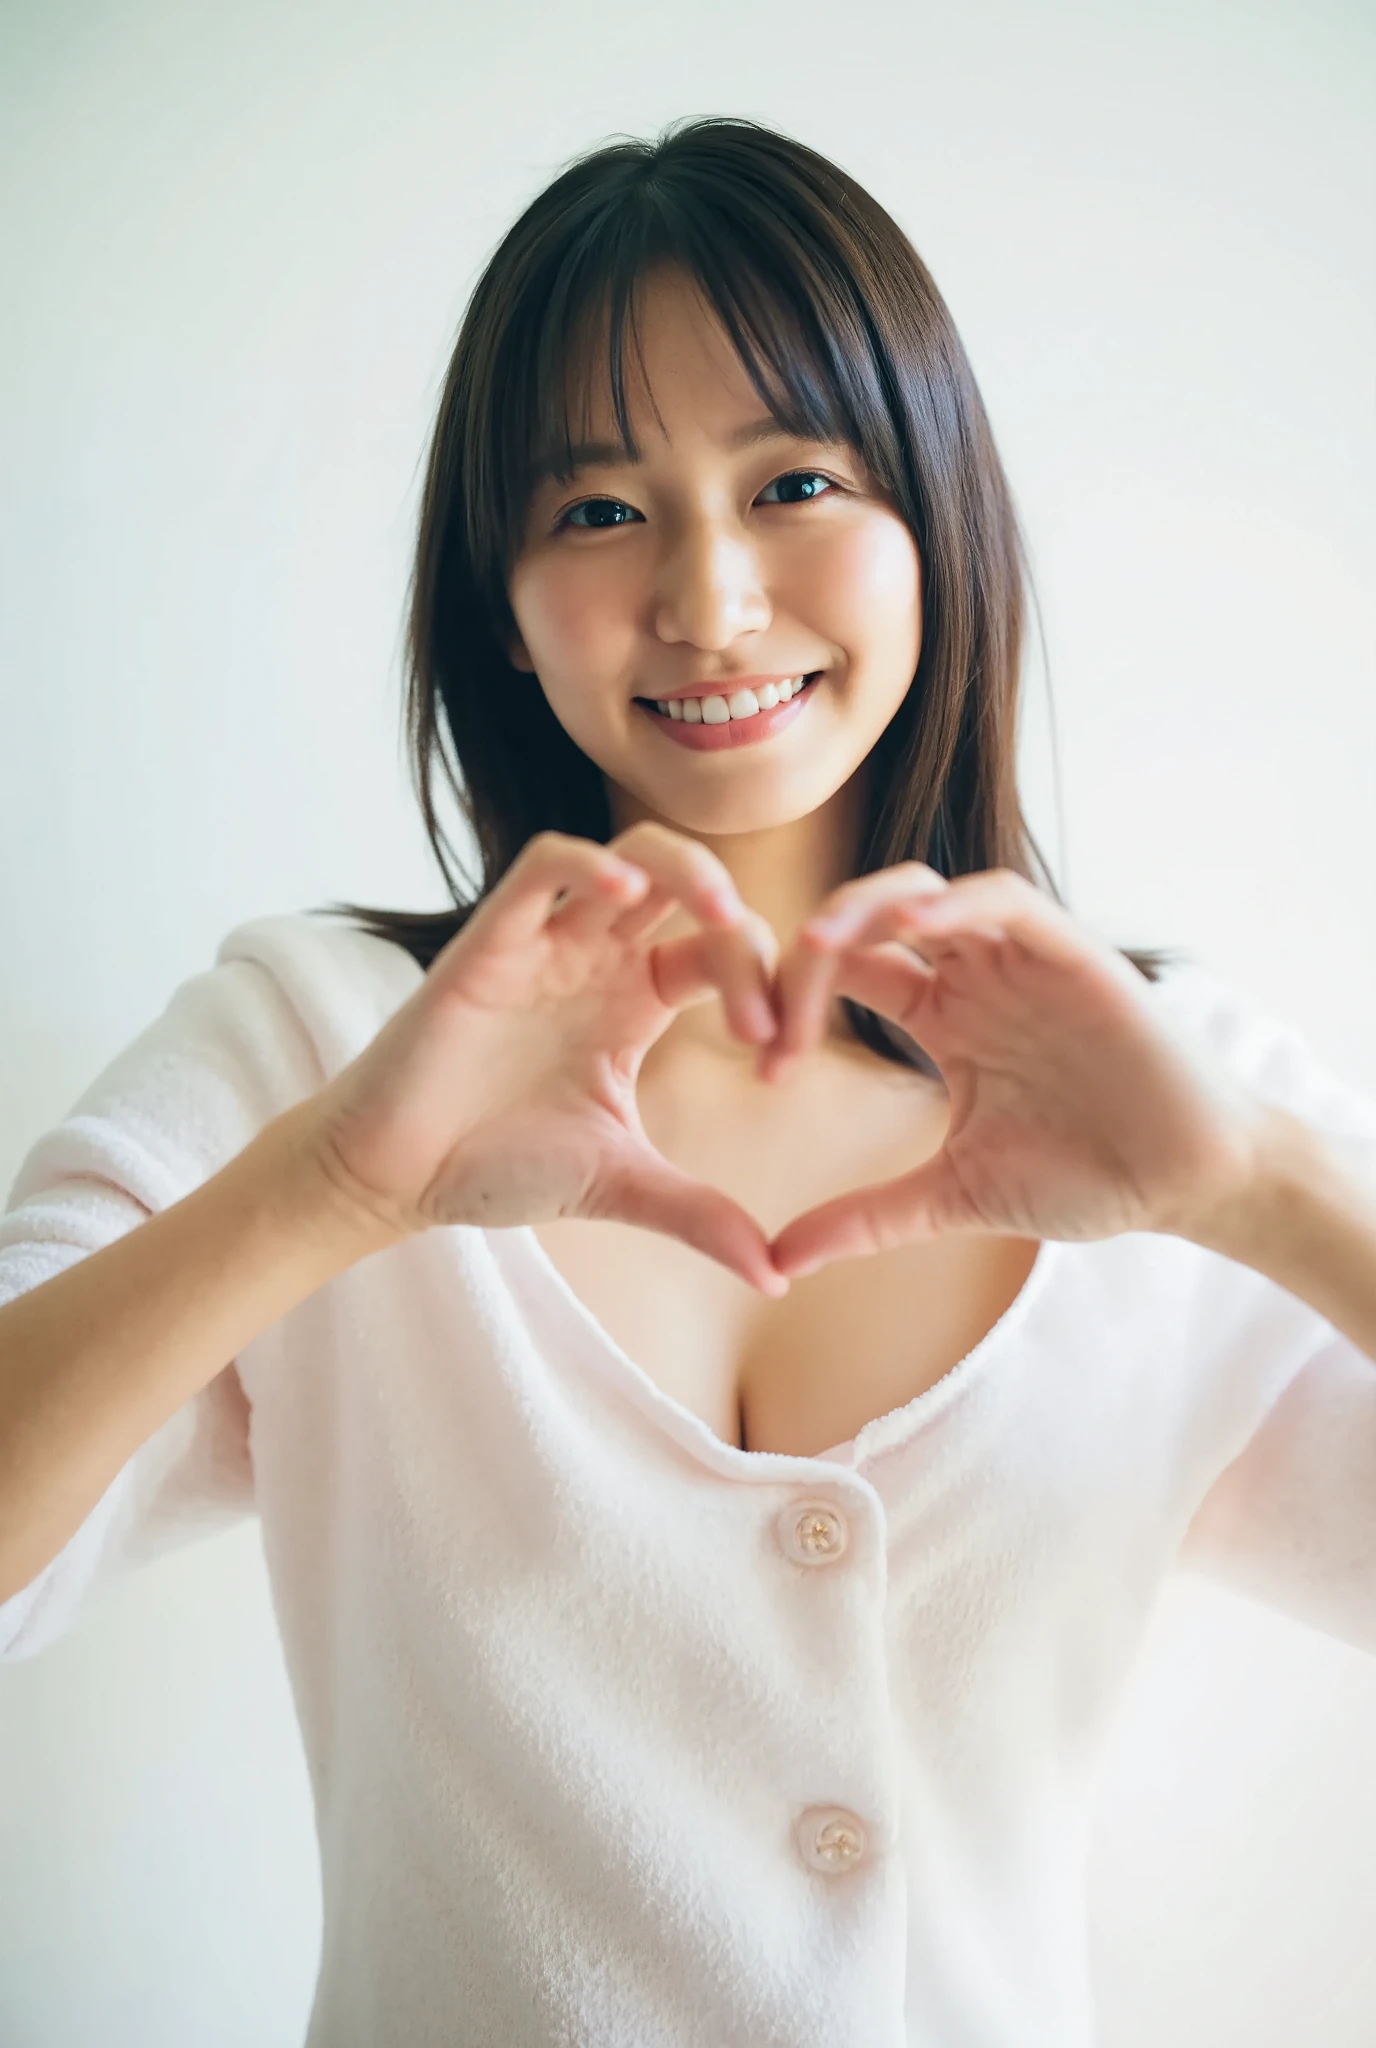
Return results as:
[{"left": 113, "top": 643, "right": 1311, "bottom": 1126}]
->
[{"left": 679, "top": 864, "right": 1261, "bottom": 1285}]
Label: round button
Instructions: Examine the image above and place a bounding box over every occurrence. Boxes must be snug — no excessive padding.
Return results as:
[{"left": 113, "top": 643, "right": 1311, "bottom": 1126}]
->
[
  {"left": 797, "top": 1805, "right": 868, "bottom": 1874},
  {"left": 776, "top": 1497, "right": 849, "bottom": 1567}
]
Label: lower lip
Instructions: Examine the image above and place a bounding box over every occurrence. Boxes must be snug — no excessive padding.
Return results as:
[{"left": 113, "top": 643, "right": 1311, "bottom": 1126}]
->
[{"left": 635, "top": 676, "right": 821, "bottom": 751}]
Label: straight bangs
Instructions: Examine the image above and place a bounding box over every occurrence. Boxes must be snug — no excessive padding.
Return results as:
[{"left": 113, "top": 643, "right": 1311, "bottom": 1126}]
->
[{"left": 473, "top": 180, "right": 916, "bottom": 600}]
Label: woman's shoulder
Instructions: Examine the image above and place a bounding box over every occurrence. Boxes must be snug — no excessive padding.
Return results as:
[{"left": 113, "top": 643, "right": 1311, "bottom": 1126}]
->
[
  {"left": 5, "top": 910, "right": 429, "bottom": 1214},
  {"left": 212, "top": 909, "right": 428, "bottom": 1076}
]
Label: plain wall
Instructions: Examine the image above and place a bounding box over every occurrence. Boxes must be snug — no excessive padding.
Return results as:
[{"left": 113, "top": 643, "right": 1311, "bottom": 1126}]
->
[{"left": 1, "top": 0, "right": 1373, "bottom": 2041}]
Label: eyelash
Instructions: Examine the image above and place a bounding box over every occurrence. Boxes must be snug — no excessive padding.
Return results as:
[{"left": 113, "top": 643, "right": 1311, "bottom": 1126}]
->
[{"left": 554, "top": 468, "right": 841, "bottom": 532}]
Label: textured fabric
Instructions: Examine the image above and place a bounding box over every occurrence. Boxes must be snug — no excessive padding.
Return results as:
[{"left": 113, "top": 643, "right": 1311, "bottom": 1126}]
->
[{"left": 2, "top": 911, "right": 1375, "bottom": 2048}]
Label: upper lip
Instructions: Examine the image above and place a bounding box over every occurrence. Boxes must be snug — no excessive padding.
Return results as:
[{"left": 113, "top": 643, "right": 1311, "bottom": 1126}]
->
[{"left": 636, "top": 672, "right": 818, "bottom": 702}]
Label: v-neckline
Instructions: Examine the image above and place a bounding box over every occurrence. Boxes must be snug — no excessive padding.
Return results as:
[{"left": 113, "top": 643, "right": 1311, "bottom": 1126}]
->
[{"left": 504, "top": 1221, "right": 1064, "bottom": 1477}]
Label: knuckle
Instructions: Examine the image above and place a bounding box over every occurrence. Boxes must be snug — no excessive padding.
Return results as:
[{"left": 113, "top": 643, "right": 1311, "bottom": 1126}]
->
[
  {"left": 610, "top": 823, "right": 685, "bottom": 878},
  {"left": 621, "top": 826, "right": 731, "bottom": 900},
  {"left": 694, "top": 849, "right": 735, "bottom": 894},
  {"left": 612, "top": 820, "right": 670, "bottom": 854}
]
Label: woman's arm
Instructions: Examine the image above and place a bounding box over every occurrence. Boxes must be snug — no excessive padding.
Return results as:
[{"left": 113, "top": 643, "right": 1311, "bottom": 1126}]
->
[
  {"left": 0, "top": 1100, "right": 396, "bottom": 1608},
  {"left": 751, "top": 864, "right": 1376, "bottom": 1644},
  {"left": 1185, "top": 1104, "right": 1376, "bottom": 1367}
]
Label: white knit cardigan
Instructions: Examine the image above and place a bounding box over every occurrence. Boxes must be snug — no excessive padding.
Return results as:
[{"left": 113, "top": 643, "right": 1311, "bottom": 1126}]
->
[{"left": 3, "top": 912, "right": 1375, "bottom": 2047}]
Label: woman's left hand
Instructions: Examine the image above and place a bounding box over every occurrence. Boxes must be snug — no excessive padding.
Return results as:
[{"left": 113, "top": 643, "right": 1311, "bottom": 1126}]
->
[{"left": 762, "top": 865, "right": 1273, "bottom": 1280}]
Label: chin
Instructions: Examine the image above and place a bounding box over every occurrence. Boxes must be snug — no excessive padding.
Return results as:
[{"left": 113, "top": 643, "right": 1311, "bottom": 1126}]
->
[{"left": 626, "top": 773, "right": 848, "bottom": 840}]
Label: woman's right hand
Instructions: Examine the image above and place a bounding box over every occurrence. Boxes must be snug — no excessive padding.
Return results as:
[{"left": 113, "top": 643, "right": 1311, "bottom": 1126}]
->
[{"left": 301, "top": 824, "right": 790, "bottom": 1295}]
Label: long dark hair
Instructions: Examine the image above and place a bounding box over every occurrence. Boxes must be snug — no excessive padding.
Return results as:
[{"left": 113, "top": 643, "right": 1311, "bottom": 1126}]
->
[{"left": 315, "top": 117, "right": 1176, "bottom": 1073}]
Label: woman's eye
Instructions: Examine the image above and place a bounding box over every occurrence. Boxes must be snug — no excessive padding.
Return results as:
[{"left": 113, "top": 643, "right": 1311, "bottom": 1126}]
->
[
  {"left": 756, "top": 470, "right": 836, "bottom": 505},
  {"left": 559, "top": 497, "right": 642, "bottom": 530}
]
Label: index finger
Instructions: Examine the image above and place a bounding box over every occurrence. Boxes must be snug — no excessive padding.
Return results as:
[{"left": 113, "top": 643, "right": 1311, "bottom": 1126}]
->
[
  {"left": 604, "top": 821, "right": 753, "bottom": 937},
  {"left": 895, "top": 870, "right": 1119, "bottom": 974},
  {"left": 806, "top": 866, "right": 1087, "bottom": 970}
]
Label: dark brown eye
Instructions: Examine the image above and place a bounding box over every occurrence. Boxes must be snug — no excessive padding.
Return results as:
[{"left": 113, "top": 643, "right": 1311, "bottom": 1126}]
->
[
  {"left": 757, "top": 471, "right": 835, "bottom": 505},
  {"left": 560, "top": 498, "right": 642, "bottom": 529}
]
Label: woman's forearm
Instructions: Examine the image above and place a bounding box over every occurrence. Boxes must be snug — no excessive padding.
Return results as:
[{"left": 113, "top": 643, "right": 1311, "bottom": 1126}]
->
[
  {"left": 0, "top": 1099, "right": 401, "bottom": 1607},
  {"left": 1182, "top": 1103, "right": 1376, "bottom": 1365}
]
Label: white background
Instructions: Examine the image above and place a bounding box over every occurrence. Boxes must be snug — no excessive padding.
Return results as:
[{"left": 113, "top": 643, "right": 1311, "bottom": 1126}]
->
[{"left": 1, "top": 0, "right": 1373, "bottom": 2041}]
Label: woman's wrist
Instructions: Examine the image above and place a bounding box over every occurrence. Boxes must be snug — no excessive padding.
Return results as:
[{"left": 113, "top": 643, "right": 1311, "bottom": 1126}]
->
[
  {"left": 1179, "top": 1102, "right": 1376, "bottom": 1361},
  {"left": 246, "top": 1098, "right": 416, "bottom": 1269},
  {"left": 1181, "top": 1102, "right": 1323, "bottom": 1261}
]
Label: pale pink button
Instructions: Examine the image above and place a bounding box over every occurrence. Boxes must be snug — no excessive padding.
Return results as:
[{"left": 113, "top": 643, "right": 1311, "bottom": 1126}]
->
[
  {"left": 797, "top": 1805, "right": 868, "bottom": 1874},
  {"left": 775, "top": 1498, "right": 849, "bottom": 1567}
]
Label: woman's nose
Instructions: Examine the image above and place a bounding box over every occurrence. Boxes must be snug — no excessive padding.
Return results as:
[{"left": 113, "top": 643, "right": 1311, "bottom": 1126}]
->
[{"left": 652, "top": 521, "right": 772, "bottom": 650}]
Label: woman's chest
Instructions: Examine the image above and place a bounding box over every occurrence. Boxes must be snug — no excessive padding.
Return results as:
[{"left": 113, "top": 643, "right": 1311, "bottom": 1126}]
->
[{"left": 531, "top": 1048, "right": 1040, "bottom": 1457}]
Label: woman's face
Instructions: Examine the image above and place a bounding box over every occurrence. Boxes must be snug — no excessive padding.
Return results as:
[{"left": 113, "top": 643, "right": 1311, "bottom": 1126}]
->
[{"left": 506, "top": 267, "right": 923, "bottom": 840}]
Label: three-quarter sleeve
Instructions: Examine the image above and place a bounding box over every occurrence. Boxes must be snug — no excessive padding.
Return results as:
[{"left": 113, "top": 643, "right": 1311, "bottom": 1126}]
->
[
  {"left": 1157, "top": 964, "right": 1376, "bottom": 1651},
  {"left": 1179, "top": 1330, "right": 1376, "bottom": 1648},
  {"left": 0, "top": 938, "right": 328, "bottom": 1662}
]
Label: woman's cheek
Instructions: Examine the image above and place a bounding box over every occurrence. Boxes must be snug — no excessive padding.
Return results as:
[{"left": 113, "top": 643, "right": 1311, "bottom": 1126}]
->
[
  {"left": 520, "top": 560, "right": 638, "bottom": 684},
  {"left": 796, "top": 515, "right": 921, "bottom": 644}
]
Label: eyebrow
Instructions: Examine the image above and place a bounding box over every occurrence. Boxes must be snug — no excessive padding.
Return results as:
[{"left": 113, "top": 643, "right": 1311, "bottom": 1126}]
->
[{"left": 529, "top": 415, "right": 805, "bottom": 485}]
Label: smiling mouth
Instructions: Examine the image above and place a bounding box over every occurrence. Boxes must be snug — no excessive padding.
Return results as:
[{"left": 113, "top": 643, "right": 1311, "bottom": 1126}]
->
[{"left": 634, "top": 673, "right": 823, "bottom": 724}]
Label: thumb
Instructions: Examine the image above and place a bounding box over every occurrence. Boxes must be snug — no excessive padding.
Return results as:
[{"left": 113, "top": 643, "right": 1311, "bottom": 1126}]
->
[
  {"left": 590, "top": 1146, "right": 789, "bottom": 1298},
  {"left": 768, "top": 1153, "right": 972, "bottom": 1279}
]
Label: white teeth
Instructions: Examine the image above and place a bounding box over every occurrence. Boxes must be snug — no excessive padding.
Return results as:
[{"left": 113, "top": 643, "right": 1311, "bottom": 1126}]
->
[{"left": 650, "top": 675, "right": 811, "bottom": 722}]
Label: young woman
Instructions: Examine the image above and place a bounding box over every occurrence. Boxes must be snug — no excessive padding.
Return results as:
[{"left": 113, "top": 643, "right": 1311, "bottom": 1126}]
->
[{"left": 2, "top": 118, "right": 1374, "bottom": 2048}]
